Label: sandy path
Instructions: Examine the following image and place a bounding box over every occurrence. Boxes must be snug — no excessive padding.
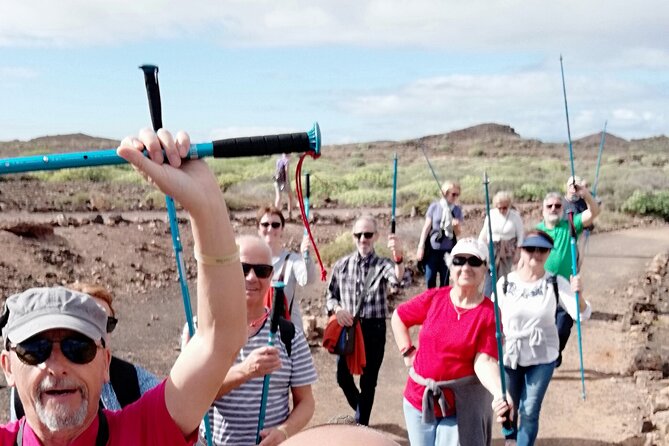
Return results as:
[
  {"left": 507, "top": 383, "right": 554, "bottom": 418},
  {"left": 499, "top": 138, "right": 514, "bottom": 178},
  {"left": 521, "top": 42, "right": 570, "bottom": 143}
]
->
[{"left": 308, "top": 225, "right": 669, "bottom": 445}]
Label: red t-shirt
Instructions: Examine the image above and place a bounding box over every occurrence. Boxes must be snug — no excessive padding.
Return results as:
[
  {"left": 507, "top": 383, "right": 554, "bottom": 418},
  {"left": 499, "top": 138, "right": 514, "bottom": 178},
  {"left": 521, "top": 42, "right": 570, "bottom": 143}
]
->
[
  {"left": 397, "top": 287, "right": 498, "bottom": 417},
  {"left": 0, "top": 380, "right": 198, "bottom": 445}
]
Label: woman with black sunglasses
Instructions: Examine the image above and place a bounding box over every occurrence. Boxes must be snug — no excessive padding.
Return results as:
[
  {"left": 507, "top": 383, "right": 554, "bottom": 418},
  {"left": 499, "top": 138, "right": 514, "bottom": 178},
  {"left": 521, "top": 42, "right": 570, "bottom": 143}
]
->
[
  {"left": 497, "top": 230, "right": 591, "bottom": 446},
  {"left": 256, "top": 205, "right": 315, "bottom": 335},
  {"left": 392, "top": 237, "right": 511, "bottom": 446}
]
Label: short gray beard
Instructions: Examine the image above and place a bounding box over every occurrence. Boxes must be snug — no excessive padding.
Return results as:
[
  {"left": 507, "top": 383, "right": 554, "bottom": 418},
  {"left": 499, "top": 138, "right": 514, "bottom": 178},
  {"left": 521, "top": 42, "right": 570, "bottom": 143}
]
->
[{"left": 34, "top": 376, "right": 89, "bottom": 432}]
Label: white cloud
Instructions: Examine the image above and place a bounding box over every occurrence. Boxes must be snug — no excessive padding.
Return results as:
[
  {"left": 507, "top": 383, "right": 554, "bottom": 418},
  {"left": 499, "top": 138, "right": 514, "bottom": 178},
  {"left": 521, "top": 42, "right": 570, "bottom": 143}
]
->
[
  {"left": 0, "top": 66, "right": 38, "bottom": 80},
  {"left": 1, "top": 0, "right": 667, "bottom": 54},
  {"left": 337, "top": 68, "right": 667, "bottom": 142}
]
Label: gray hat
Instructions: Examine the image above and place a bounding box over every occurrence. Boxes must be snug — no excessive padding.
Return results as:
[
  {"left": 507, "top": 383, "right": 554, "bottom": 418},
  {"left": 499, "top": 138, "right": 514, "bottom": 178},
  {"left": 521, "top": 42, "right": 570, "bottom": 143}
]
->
[{"left": 2, "top": 287, "right": 107, "bottom": 345}]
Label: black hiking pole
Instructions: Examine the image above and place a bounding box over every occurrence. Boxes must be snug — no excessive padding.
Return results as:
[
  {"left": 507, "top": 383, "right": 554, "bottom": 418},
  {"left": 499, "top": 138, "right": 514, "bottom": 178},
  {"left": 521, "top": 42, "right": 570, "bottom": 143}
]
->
[
  {"left": 256, "top": 282, "right": 286, "bottom": 444},
  {"left": 139, "top": 64, "right": 215, "bottom": 446},
  {"left": 303, "top": 172, "right": 310, "bottom": 261},
  {"left": 483, "top": 171, "right": 514, "bottom": 437},
  {"left": 559, "top": 55, "right": 587, "bottom": 401}
]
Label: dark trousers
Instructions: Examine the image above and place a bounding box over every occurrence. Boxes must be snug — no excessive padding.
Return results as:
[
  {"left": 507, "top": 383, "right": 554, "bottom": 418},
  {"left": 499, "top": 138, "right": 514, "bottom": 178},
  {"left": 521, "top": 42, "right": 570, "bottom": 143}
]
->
[
  {"left": 425, "top": 248, "right": 449, "bottom": 289},
  {"left": 336, "top": 318, "right": 386, "bottom": 425},
  {"left": 555, "top": 305, "right": 573, "bottom": 367}
]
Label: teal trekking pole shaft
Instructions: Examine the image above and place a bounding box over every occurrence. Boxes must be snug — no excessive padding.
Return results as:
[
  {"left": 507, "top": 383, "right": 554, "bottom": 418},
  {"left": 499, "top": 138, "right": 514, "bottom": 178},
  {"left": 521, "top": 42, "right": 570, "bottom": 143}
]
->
[
  {"left": 483, "top": 172, "right": 514, "bottom": 436},
  {"left": 256, "top": 282, "right": 286, "bottom": 443},
  {"left": 559, "top": 55, "right": 587, "bottom": 401},
  {"left": 592, "top": 120, "right": 607, "bottom": 198},
  {"left": 139, "top": 64, "right": 214, "bottom": 446}
]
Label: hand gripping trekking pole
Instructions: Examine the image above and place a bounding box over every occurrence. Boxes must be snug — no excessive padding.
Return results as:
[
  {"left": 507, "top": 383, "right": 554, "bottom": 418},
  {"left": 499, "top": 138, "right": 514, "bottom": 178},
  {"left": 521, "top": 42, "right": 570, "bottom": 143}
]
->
[
  {"left": 559, "top": 55, "right": 587, "bottom": 401},
  {"left": 139, "top": 64, "right": 215, "bottom": 446},
  {"left": 483, "top": 172, "right": 514, "bottom": 436},
  {"left": 256, "top": 282, "right": 286, "bottom": 444}
]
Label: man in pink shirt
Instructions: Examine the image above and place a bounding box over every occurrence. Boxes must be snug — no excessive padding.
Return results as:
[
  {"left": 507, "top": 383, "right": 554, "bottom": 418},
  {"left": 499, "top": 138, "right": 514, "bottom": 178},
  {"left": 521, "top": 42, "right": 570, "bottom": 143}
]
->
[{"left": 0, "top": 128, "right": 247, "bottom": 445}]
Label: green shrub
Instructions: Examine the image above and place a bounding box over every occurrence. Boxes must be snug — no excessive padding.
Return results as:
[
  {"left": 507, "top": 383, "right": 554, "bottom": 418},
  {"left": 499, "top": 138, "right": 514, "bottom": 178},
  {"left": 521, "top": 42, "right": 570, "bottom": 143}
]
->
[
  {"left": 516, "top": 183, "right": 548, "bottom": 202},
  {"left": 320, "top": 232, "right": 355, "bottom": 266},
  {"left": 621, "top": 190, "right": 669, "bottom": 220}
]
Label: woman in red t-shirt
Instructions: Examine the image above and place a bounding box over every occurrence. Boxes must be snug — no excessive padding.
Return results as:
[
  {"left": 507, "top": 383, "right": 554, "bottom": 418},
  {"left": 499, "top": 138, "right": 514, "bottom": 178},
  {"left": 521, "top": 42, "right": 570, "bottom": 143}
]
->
[{"left": 392, "top": 238, "right": 511, "bottom": 446}]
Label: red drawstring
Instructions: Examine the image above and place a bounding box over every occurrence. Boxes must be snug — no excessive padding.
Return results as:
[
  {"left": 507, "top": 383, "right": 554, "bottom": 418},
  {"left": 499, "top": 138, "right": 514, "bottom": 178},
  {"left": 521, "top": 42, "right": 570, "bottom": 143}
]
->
[{"left": 295, "top": 152, "right": 327, "bottom": 281}]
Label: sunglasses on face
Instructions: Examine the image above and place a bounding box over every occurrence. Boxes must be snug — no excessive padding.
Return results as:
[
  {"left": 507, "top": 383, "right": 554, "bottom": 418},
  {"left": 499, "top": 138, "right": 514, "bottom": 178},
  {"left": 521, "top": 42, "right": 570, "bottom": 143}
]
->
[
  {"left": 9, "top": 334, "right": 103, "bottom": 366},
  {"left": 522, "top": 246, "right": 551, "bottom": 254},
  {"left": 451, "top": 256, "right": 485, "bottom": 267},
  {"left": 241, "top": 262, "right": 274, "bottom": 279},
  {"left": 497, "top": 206, "right": 509, "bottom": 211},
  {"left": 259, "top": 221, "right": 282, "bottom": 229},
  {"left": 353, "top": 232, "right": 375, "bottom": 240},
  {"left": 545, "top": 203, "right": 562, "bottom": 210},
  {"left": 106, "top": 316, "right": 118, "bottom": 334},
  {"left": 449, "top": 192, "right": 460, "bottom": 197}
]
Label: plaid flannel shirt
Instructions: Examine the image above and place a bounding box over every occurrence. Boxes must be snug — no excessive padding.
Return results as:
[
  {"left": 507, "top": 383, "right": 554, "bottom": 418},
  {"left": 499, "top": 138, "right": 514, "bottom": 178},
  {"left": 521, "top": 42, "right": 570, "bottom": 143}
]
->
[{"left": 325, "top": 250, "right": 399, "bottom": 319}]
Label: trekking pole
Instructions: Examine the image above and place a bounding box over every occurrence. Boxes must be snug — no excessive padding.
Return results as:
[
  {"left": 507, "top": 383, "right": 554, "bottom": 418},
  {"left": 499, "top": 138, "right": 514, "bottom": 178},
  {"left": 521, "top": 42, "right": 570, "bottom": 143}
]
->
[
  {"left": 0, "top": 126, "right": 321, "bottom": 174},
  {"left": 139, "top": 64, "right": 214, "bottom": 446},
  {"left": 559, "top": 55, "right": 587, "bottom": 401},
  {"left": 303, "top": 172, "right": 310, "bottom": 261},
  {"left": 256, "top": 282, "right": 286, "bottom": 444},
  {"left": 420, "top": 146, "right": 443, "bottom": 193},
  {"left": 583, "top": 120, "right": 607, "bottom": 253},
  {"left": 592, "top": 120, "right": 607, "bottom": 199},
  {"left": 390, "top": 151, "right": 398, "bottom": 231},
  {"left": 483, "top": 171, "right": 514, "bottom": 437}
]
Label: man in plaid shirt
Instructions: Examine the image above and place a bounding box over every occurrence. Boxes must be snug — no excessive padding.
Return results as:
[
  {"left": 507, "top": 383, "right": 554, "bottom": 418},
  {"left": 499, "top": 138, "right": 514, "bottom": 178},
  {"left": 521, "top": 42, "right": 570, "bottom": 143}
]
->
[{"left": 325, "top": 215, "right": 404, "bottom": 425}]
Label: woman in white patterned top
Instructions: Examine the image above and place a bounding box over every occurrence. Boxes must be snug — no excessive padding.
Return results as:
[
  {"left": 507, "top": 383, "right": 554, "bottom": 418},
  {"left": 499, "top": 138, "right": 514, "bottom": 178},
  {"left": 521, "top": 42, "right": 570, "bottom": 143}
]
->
[
  {"left": 257, "top": 205, "right": 316, "bottom": 335},
  {"left": 496, "top": 230, "right": 591, "bottom": 446}
]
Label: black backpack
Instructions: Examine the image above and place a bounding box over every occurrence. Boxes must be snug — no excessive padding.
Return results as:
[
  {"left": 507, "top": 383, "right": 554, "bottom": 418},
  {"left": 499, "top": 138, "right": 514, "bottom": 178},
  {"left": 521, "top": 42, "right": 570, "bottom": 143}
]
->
[{"left": 13, "top": 355, "right": 141, "bottom": 418}]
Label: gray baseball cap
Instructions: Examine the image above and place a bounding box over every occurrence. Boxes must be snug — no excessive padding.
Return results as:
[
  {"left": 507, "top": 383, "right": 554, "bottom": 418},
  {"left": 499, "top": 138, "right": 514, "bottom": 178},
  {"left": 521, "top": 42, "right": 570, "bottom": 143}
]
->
[{"left": 2, "top": 287, "right": 107, "bottom": 345}]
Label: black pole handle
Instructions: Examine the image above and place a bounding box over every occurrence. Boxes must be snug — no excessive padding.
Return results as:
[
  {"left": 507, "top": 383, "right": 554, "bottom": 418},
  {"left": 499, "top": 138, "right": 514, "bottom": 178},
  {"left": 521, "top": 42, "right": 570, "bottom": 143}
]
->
[
  {"left": 305, "top": 172, "right": 311, "bottom": 199},
  {"left": 269, "top": 285, "right": 285, "bottom": 333},
  {"left": 391, "top": 220, "right": 396, "bottom": 234},
  {"left": 139, "top": 65, "right": 163, "bottom": 131},
  {"left": 212, "top": 132, "right": 313, "bottom": 158}
]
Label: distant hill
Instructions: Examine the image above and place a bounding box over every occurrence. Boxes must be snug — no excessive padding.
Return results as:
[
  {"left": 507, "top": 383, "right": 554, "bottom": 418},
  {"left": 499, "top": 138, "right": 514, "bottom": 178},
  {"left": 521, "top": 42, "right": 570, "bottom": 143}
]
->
[
  {"left": 1, "top": 124, "right": 666, "bottom": 161},
  {"left": 0, "top": 134, "right": 119, "bottom": 158}
]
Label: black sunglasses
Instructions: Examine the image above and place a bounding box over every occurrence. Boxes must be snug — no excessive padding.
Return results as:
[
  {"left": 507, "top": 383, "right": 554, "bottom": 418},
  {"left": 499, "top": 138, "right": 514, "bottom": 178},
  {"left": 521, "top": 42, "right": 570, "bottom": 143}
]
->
[
  {"left": 353, "top": 232, "right": 375, "bottom": 240},
  {"left": 241, "top": 262, "right": 274, "bottom": 279},
  {"left": 260, "top": 221, "right": 282, "bottom": 229},
  {"left": 523, "top": 246, "right": 551, "bottom": 254},
  {"left": 545, "top": 203, "right": 562, "bottom": 209},
  {"left": 452, "top": 256, "right": 485, "bottom": 267},
  {"left": 106, "top": 316, "right": 118, "bottom": 333},
  {"left": 9, "top": 334, "right": 103, "bottom": 366}
]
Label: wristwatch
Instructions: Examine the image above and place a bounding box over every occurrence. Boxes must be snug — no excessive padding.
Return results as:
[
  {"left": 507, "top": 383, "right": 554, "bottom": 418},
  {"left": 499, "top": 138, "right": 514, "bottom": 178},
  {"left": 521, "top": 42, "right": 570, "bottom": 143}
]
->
[{"left": 401, "top": 345, "right": 416, "bottom": 357}]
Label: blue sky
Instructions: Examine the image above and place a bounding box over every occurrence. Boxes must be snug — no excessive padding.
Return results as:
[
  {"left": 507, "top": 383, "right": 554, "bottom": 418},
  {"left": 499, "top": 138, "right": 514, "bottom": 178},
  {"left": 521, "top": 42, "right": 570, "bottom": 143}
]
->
[{"left": 1, "top": 1, "right": 667, "bottom": 145}]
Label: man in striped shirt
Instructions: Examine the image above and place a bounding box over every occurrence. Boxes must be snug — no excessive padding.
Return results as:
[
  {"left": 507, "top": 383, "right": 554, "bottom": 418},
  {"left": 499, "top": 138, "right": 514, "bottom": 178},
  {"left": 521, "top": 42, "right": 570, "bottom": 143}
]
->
[
  {"left": 325, "top": 215, "right": 404, "bottom": 425},
  {"left": 200, "top": 235, "right": 317, "bottom": 445}
]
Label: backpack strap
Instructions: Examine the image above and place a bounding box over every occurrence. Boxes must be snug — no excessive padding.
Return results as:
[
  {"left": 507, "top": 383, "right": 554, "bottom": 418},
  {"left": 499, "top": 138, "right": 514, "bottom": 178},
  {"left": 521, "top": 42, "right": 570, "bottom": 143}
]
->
[
  {"left": 278, "top": 317, "right": 296, "bottom": 357},
  {"left": 109, "top": 356, "right": 141, "bottom": 408},
  {"left": 546, "top": 275, "right": 560, "bottom": 320},
  {"left": 15, "top": 409, "right": 108, "bottom": 446},
  {"left": 277, "top": 252, "right": 294, "bottom": 316}
]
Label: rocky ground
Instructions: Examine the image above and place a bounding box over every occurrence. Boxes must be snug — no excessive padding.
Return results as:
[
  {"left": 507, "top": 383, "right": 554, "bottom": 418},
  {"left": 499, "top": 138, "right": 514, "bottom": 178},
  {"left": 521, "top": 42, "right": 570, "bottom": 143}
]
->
[{"left": 0, "top": 200, "right": 668, "bottom": 444}]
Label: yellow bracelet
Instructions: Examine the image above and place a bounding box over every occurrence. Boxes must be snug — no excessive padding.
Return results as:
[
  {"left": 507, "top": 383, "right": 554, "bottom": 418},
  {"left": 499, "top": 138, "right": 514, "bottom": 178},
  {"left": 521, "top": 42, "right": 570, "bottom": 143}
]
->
[
  {"left": 276, "top": 426, "right": 289, "bottom": 440},
  {"left": 193, "top": 249, "right": 239, "bottom": 266}
]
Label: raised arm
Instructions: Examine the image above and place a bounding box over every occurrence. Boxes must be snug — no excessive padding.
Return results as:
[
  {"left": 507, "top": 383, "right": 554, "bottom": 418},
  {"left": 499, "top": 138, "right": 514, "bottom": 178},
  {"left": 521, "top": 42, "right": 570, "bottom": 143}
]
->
[{"left": 117, "top": 129, "right": 247, "bottom": 435}]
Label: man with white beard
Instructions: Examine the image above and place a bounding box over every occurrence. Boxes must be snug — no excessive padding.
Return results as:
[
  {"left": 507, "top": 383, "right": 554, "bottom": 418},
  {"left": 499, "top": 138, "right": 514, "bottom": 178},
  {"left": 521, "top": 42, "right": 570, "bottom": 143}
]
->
[{"left": 0, "top": 127, "right": 247, "bottom": 445}]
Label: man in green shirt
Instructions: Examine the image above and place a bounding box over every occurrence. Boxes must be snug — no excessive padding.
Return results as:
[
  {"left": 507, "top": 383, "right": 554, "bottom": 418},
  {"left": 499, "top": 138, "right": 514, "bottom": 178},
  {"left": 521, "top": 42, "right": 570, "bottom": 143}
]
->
[{"left": 536, "top": 185, "right": 600, "bottom": 366}]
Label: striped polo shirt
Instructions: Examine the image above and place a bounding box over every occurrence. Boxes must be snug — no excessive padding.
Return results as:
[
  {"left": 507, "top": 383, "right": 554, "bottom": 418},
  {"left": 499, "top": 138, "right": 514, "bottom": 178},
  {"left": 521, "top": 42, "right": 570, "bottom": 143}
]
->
[{"left": 200, "top": 320, "right": 317, "bottom": 445}]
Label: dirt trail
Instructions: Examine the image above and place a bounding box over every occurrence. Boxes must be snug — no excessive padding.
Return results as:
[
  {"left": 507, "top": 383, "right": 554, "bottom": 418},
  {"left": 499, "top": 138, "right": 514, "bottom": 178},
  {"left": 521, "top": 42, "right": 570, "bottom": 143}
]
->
[{"left": 307, "top": 226, "right": 669, "bottom": 445}]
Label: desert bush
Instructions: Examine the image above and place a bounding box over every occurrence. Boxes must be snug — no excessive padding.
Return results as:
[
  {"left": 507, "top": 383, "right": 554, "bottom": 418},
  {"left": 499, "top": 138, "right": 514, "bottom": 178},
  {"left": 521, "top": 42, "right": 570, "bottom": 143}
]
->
[
  {"left": 38, "top": 167, "right": 118, "bottom": 182},
  {"left": 334, "top": 189, "right": 389, "bottom": 207},
  {"left": 516, "top": 183, "right": 548, "bottom": 202},
  {"left": 621, "top": 190, "right": 669, "bottom": 220}
]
